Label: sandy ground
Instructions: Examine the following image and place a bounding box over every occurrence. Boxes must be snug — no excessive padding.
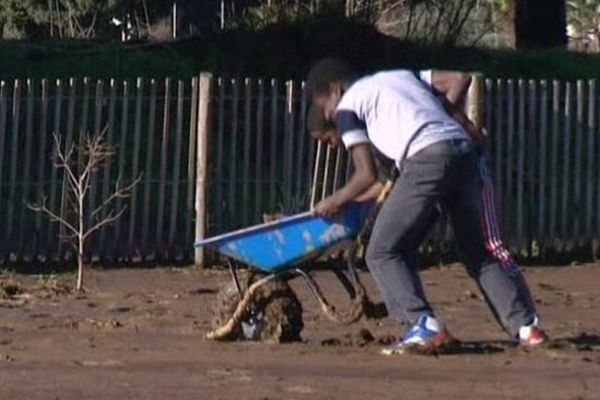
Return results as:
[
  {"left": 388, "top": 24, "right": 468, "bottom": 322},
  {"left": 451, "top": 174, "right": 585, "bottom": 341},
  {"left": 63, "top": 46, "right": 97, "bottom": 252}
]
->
[{"left": 1, "top": 262, "right": 600, "bottom": 400}]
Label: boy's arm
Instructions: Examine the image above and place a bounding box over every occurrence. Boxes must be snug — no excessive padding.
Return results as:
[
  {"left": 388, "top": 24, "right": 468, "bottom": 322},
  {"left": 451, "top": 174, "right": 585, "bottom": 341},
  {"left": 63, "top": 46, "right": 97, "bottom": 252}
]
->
[
  {"left": 313, "top": 143, "right": 377, "bottom": 217},
  {"left": 429, "top": 70, "right": 485, "bottom": 145}
]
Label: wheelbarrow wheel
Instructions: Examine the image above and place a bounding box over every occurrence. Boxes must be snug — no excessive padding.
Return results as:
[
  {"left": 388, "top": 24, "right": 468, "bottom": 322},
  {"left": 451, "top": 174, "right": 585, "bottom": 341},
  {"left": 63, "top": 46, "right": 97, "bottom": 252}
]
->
[{"left": 211, "top": 271, "right": 303, "bottom": 343}]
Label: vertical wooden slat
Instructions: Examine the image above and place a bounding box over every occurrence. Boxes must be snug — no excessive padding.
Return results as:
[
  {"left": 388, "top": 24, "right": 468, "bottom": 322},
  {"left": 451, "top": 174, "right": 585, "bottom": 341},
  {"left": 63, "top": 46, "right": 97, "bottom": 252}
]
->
[
  {"left": 142, "top": 79, "right": 157, "bottom": 247},
  {"left": 18, "top": 79, "right": 35, "bottom": 257},
  {"left": 467, "top": 73, "right": 484, "bottom": 128},
  {"left": 526, "top": 79, "right": 537, "bottom": 254},
  {"left": 228, "top": 79, "right": 239, "bottom": 226},
  {"left": 0, "top": 81, "right": 7, "bottom": 257},
  {"left": 6, "top": 80, "right": 21, "bottom": 242},
  {"left": 515, "top": 79, "right": 526, "bottom": 247},
  {"left": 77, "top": 77, "right": 91, "bottom": 171},
  {"left": 269, "top": 79, "right": 278, "bottom": 210},
  {"left": 537, "top": 80, "right": 548, "bottom": 247},
  {"left": 5, "top": 79, "right": 21, "bottom": 245},
  {"left": 254, "top": 79, "right": 265, "bottom": 222},
  {"left": 0, "top": 80, "right": 7, "bottom": 262},
  {"left": 58, "top": 78, "right": 77, "bottom": 258},
  {"left": 242, "top": 78, "right": 252, "bottom": 225},
  {"left": 35, "top": 79, "right": 49, "bottom": 258},
  {"left": 92, "top": 81, "right": 104, "bottom": 143},
  {"left": 573, "top": 80, "right": 584, "bottom": 242},
  {"left": 549, "top": 81, "right": 560, "bottom": 242},
  {"left": 184, "top": 77, "right": 199, "bottom": 252},
  {"left": 321, "top": 144, "right": 333, "bottom": 200},
  {"left": 585, "top": 80, "right": 596, "bottom": 238},
  {"left": 194, "top": 73, "right": 213, "bottom": 267},
  {"left": 483, "top": 78, "right": 492, "bottom": 137},
  {"left": 306, "top": 125, "right": 317, "bottom": 207},
  {"left": 168, "top": 80, "right": 185, "bottom": 252},
  {"left": 155, "top": 77, "right": 169, "bottom": 254},
  {"left": 214, "top": 78, "right": 225, "bottom": 233},
  {"left": 560, "top": 82, "right": 572, "bottom": 240},
  {"left": 295, "top": 82, "right": 308, "bottom": 201},
  {"left": 18, "top": 79, "right": 34, "bottom": 257},
  {"left": 113, "top": 81, "right": 130, "bottom": 255},
  {"left": 99, "top": 79, "right": 117, "bottom": 254},
  {"left": 494, "top": 79, "right": 504, "bottom": 213},
  {"left": 332, "top": 147, "right": 343, "bottom": 191},
  {"left": 64, "top": 78, "right": 77, "bottom": 152},
  {"left": 310, "top": 140, "right": 323, "bottom": 208},
  {"left": 283, "top": 81, "right": 295, "bottom": 211},
  {"left": 70, "top": 77, "right": 90, "bottom": 260},
  {"left": 505, "top": 79, "right": 515, "bottom": 243},
  {"left": 47, "top": 79, "right": 62, "bottom": 252},
  {"left": 87, "top": 79, "right": 104, "bottom": 257},
  {"left": 127, "top": 78, "right": 144, "bottom": 256},
  {"left": 595, "top": 81, "right": 600, "bottom": 239},
  {"left": 465, "top": 72, "right": 484, "bottom": 247}
]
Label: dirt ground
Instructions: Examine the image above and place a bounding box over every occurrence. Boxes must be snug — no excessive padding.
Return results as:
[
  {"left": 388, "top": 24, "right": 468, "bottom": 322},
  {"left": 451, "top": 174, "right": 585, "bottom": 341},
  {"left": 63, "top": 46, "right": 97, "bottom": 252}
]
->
[{"left": 1, "top": 262, "right": 600, "bottom": 400}]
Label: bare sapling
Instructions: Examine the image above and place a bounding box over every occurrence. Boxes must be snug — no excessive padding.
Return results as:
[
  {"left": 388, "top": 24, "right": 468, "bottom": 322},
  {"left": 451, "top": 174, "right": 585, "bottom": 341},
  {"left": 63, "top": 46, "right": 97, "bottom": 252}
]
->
[{"left": 29, "top": 133, "right": 141, "bottom": 291}]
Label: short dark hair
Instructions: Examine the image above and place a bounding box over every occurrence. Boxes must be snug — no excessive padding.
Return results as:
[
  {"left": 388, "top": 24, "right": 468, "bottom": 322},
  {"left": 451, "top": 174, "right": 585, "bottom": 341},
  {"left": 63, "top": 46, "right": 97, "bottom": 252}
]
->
[{"left": 306, "top": 58, "right": 356, "bottom": 97}]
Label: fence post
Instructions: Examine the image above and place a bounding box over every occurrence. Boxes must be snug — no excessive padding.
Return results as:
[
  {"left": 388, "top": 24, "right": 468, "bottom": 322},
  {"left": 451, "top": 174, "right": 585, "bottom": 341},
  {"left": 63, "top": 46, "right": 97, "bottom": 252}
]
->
[
  {"left": 195, "top": 72, "right": 213, "bottom": 267},
  {"left": 467, "top": 73, "right": 484, "bottom": 128}
]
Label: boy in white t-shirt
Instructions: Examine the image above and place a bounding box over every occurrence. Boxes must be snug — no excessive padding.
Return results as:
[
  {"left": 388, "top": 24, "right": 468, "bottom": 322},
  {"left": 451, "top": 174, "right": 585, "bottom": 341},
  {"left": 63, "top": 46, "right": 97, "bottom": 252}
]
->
[{"left": 306, "top": 58, "right": 546, "bottom": 354}]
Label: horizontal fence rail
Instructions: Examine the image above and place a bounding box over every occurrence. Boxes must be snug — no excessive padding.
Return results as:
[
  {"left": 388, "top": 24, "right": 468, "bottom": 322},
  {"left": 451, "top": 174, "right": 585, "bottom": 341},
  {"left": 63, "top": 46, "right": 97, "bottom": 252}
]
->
[{"left": 0, "top": 74, "right": 598, "bottom": 266}]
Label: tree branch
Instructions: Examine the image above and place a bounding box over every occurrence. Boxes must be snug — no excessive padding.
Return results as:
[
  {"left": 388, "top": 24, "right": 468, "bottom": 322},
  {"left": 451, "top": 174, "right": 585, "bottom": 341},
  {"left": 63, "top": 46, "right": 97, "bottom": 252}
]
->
[
  {"left": 83, "top": 208, "right": 127, "bottom": 240},
  {"left": 28, "top": 197, "right": 79, "bottom": 237},
  {"left": 90, "top": 175, "right": 142, "bottom": 219}
]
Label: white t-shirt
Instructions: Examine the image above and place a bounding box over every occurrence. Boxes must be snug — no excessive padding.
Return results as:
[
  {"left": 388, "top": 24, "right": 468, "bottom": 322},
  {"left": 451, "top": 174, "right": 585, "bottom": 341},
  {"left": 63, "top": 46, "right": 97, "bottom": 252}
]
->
[{"left": 334, "top": 69, "right": 469, "bottom": 168}]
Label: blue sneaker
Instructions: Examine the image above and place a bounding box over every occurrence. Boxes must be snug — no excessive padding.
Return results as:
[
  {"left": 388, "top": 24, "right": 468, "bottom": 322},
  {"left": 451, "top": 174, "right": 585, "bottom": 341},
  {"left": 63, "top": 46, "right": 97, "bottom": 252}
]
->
[{"left": 381, "top": 314, "right": 458, "bottom": 355}]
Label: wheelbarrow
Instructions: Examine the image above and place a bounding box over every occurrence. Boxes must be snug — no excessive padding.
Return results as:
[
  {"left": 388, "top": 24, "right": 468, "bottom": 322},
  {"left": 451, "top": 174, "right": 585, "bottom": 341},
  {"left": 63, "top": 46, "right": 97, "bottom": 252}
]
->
[{"left": 195, "top": 197, "right": 383, "bottom": 343}]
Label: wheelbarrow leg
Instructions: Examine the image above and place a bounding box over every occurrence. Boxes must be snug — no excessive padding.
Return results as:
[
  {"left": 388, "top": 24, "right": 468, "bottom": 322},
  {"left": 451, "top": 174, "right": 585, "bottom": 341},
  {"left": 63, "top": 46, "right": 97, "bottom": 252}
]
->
[
  {"left": 293, "top": 262, "right": 368, "bottom": 325},
  {"left": 226, "top": 259, "right": 266, "bottom": 337},
  {"left": 227, "top": 259, "right": 243, "bottom": 300},
  {"left": 331, "top": 244, "right": 362, "bottom": 299}
]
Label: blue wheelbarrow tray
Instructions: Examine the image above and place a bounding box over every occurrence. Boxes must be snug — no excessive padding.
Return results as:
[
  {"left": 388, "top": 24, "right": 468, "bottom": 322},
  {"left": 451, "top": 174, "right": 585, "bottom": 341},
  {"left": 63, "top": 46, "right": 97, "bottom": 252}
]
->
[{"left": 195, "top": 200, "right": 374, "bottom": 272}]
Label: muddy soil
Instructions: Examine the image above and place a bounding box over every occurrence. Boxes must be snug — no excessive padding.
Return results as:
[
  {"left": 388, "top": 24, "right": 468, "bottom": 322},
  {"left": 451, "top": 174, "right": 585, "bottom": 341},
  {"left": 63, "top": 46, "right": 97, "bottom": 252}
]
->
[{"left": 1, "top": 263, "right": 600, "bottom": 399}]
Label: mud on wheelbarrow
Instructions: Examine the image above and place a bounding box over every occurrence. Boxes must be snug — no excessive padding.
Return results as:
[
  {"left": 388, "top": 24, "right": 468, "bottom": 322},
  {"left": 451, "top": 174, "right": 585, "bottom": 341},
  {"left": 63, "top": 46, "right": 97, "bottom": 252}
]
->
[{"left": 195, "top": 200, "right": 375, "bottom": 343}]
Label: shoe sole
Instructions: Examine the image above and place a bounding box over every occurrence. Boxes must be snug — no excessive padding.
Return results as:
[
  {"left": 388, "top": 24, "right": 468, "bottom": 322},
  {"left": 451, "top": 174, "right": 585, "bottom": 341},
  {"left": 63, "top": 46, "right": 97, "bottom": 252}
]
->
[{"left": 519, "top": 337, "right": 549, "bottom": 347}]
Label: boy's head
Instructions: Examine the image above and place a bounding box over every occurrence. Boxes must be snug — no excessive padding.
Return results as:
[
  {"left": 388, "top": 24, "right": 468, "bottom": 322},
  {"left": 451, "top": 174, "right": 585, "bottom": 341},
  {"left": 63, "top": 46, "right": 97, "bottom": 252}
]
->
[
  {"left": 307, "top": 103, "right": 341, "bottom": 147},
  {"left": 306, "top": 58, "right": 356, "bottom": 123}
]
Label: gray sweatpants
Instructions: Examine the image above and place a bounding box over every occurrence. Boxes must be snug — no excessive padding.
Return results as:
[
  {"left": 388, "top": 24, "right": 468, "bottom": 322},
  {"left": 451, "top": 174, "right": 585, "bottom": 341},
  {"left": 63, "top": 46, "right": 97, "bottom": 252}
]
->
[{"left": 365, "top": 139, "right": 533, "bottom": 337}]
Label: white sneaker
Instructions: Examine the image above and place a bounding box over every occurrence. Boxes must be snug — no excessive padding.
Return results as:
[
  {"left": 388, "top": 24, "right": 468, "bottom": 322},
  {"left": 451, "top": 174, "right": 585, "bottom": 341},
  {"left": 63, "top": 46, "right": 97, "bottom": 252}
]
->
[{"left": 518, "top": 316, "right": 548, "bottom": 347}]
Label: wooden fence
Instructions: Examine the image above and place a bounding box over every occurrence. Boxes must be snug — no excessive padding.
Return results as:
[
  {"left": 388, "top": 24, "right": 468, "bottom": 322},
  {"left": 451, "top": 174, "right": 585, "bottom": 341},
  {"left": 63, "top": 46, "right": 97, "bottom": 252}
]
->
[
  {"left": 0, "top": 77, "right": 201, "bottom": 264},
  {"left": 483, "top": 78, "right": 600, "bottom": 257},
  {"left": 0, "top": 74, "right": 598, "bottom": 266}
]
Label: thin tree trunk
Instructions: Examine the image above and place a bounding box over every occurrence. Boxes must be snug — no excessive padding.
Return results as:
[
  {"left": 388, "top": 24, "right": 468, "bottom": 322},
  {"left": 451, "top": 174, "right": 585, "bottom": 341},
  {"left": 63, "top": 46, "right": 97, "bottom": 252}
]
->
[
  {"left": 515, "top": 0, "right": 567, "bottom": 48},
  {"left": 77, "top": 194, "right": 84, "bottom": 291}
]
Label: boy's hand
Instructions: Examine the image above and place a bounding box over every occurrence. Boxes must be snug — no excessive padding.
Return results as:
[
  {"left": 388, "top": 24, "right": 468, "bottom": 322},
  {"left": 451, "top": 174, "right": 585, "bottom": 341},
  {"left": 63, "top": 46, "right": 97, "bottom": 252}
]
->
[{"left": 313, "top": 196, "right": 341, "bottom": 218}]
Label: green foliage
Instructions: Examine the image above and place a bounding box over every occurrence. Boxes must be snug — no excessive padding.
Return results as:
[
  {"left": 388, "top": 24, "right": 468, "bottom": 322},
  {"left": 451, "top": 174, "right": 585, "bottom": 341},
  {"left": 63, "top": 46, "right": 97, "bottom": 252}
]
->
[
  {"left": 0, "top": 0, "right": 184, "bottom": 39},
  {"left": 567, "top": 0, "right": 600, "bottom": 36},
  {"left": 1, "top": 17, "right": 600, "bottom": 81}
]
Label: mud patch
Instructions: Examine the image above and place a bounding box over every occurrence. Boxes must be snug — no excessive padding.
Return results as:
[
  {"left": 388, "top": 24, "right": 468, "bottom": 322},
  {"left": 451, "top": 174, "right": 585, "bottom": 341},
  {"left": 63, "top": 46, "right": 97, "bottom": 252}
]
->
[
  {"left": 0, "top": 271, "right": 23, "bottom": 299},
  {"left": 545, "top": 333, "right": 600, "bottom": 352},
  {"left": 211, "top": 272, "right": 303, "bottom": 343},
  {"left": 321, "top": 328, "right": 378, "bottom": 347},
  {"left": 32, "top": 275, "right": 73, "bottom": 299}
]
